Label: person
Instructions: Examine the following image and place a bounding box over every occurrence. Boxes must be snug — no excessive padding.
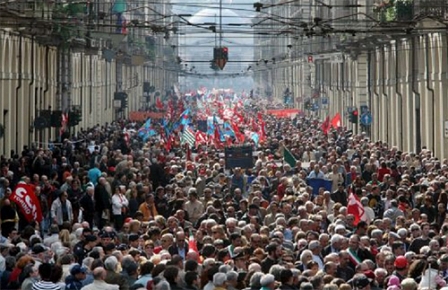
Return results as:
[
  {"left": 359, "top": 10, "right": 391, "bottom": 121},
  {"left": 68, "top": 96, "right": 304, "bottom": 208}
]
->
[
  {"left": 104, "top": 256, "right": 129, "bottom": 290},
  {"left": 65, "top": 264, "right": 87, "bottom": 290},
  {"left": 212, "top": 272, "right": 227, "bottom": 290},
  {"left": 133, "top": 261, "right": 153, "bottom": 287},
  {"left": 79, "top": 186, "right": 95, "bottom": 227},
  {"left": 261, "top": 243, "right": 281, "bottom": 274},
  {"left": 32, "top": 263, "right": 61, "bottom": 290},
  {"left": 81, "top": 267, "right": 119, "bottom": 290},
  {"left": 21, "top": 264, "right": 39, "bottom": 290},
  {"left": 6, "top": 90, "right": 448, "bottom": 290},
  {"left": 0, "top": 198, "right": 18, "bottom": 238},
  {"left": 51, "top": 191, "right": 73, "bottom": 228},
  {"left": 94, "top": 177, "right": 112, "bottom": 229},
  {"left": 260, "top": 274, "right": 276, "bottom": 290},
  {"left": 73, "top": 234, "right": 97, "bottom": 264},
  {"left": 87, "top": 163, "right": 102, "bottom": 186},
  {"left": 184, "top": 271, "right": 200, "bottom": 290},
  {"left": 111, "top": 185, "right": 129, "bottom": 230},
  {"left": 138, "top": 193, "right": 158, "bottom": 221}
]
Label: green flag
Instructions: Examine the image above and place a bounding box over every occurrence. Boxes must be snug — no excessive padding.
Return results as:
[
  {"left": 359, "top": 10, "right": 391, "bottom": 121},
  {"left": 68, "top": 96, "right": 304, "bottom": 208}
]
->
[{"left": 283, "top": 147, "right": 297, "bottom": 167}]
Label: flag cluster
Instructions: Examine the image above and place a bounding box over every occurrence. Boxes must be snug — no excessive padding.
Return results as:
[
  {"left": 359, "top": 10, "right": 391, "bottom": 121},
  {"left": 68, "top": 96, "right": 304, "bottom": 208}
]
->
[
  {"left": 181, "top": 126, "right": 196, "bottom": 148},
  {"left": 321, "top": 113, "right": 341, "bottom": 135}
]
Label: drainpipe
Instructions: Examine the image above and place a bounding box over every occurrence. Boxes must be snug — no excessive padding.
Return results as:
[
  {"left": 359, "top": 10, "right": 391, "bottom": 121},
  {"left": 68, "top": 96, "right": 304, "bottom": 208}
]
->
[
  {"left": 90, "top": 55, "right": 93, "bottom": 115},
  {"left": 395, "top": 40, "right": 403, "bottom": 149},
  {"left": 382, "top": 46, "right": 389, "bottom": 144},
  {"left": 372, "top": 50, "right": 380, "bottom": 141},
  {"left": 29, "top": 36, "right": 35, "bottom": 146},
  {"left": 15, "top": 34, "right": 23, "bottom": 153},
  {"left": 367, "top": 50, "right": 373, "bottom": 138},
  {"left": 425, "top": 35, "right": 435, "bottom": 154},
  {"left": 412, "top": 36, "right": 422, "bottom": 153},
  {"left": 341, "top": 62, "right": 346, "bottom": 126},
  {"left": 43, "top": 46, "right": 49, "bottom": 144}
]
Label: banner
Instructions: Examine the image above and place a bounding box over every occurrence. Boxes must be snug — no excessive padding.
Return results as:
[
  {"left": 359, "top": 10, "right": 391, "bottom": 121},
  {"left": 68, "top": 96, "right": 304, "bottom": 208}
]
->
[
  {"left": 129, "top": 111, "right": 165, "bottom": 121},
  {"left": 306, "top": 178, "right": 332, "bottom": 197},
  {"left": 266, "top": 109, "right": 301, "bottom": 118},
  {"left": 10, "top": 183, "right": 43, "bottom": 222}
]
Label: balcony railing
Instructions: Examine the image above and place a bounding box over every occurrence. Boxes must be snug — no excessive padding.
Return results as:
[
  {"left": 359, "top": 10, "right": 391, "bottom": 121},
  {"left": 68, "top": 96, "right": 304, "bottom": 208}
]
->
[
  {"left": 374, "top": 0, "right": 448, "bottom": 22},
  {"left": 374, "top": 0, "right": 414, "bottom": 22},
  {"left": 5, "top": 0, "right": 53, "bottom": 19},
  {"left": 414, "top": 0, "right": 448, "bottom": 18}
]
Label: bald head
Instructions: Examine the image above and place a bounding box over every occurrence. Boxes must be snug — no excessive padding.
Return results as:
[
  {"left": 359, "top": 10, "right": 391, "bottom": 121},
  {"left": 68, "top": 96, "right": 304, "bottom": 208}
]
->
[{"left": 93, "top": 267, "right": 106, "bottom": 280}]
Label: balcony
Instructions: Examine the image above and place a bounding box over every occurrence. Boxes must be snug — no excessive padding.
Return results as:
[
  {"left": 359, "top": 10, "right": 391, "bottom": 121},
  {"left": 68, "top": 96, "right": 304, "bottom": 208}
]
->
[
  {"left": 3, "top": 0, "right": 53, "bottom": 19},
  {"left": 374, "top": 0, "right": 414, "bottom": 22},
  {"left": 374, "top": 0, "right": 448, "bottom": 22},
  {"left": 414, "top": 0, "right": 448, "bottom": 18}
]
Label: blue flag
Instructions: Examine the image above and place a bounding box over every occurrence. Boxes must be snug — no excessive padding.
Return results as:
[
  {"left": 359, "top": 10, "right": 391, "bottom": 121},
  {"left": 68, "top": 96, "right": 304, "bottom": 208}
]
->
[
  {"left": 207, "top": 118, "right": 215, "bottom": 135},
  {"left": 222, "top": 122, "right": 235, "bottom": 137},
  {"left": 180, "top": 109, "right": 190, "bottom": 126},
  {"left": 250, "top": 132, "right": 259, "bottom": 147},
  {"left": 138, "top": 119, "right": 156, "bottom": 141}
]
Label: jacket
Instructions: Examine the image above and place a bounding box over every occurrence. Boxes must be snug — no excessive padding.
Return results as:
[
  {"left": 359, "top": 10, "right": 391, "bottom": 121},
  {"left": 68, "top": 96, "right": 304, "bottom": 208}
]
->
[
  {"left": 138, "top": 202, "right": 158, "bottom": 221},
  {"left": 168, "top": 242, "right": 189, "bottom": 258},
  {"left": 51, "top": 198, "right": 73, "bottom": 225},
  {"left": 81, "top": 280, "right": 120, "bottom": 290},
  {"left": 105, "top": 269, "right": 129, "bottom": 290},
  {"left": 112, "top": 193, "right": 129, "bottom": 216},
  {"left": 65, "top": 275, "right": 83, "bottom": 290}
]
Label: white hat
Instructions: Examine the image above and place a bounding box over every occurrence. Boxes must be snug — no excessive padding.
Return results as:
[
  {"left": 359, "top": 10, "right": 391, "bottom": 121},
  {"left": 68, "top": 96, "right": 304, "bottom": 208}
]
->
[{"left": 335, "top": 224, "right": 346, "bottom": 232}]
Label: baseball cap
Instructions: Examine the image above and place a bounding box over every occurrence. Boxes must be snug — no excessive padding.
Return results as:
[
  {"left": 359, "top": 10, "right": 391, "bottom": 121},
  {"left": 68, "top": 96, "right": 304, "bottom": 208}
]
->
[
  {"left": 129, "top": 234, "right": 139, "bottom": 242},
  {"left": 32, "top": 244, "right": 48, "bottom": 254},
  {"left": 70, "top": 265, "right": 87, "bottom": 276},
  {"left": 85, "top": 235, "right": 97, "bottom": 242},
  {"left": 363, "top": 270, "right": 375, "bottom": 280},
  {"left": 394, "top": 255, "right": 408, "bottom": 269},
  {"left": 353, "top": 274, "right": 370, "bottom": 288}
]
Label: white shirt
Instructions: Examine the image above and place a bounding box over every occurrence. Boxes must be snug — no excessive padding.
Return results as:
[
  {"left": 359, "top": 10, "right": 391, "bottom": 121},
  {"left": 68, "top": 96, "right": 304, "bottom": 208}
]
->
[
  {"left": 112, "top": 193, "right": 129, "bottom": 215},
  {"left": 312, "top": 254, "right": 324, "bottom": 270},
  {"left": 184, "top": 200, "right": 205, "bottom": 224},
  {"left": 0, "top": 254, "right": 5, "bottom": 272},
  {"left": 43, "top": 234, "right": 60, "bottom": 247}
]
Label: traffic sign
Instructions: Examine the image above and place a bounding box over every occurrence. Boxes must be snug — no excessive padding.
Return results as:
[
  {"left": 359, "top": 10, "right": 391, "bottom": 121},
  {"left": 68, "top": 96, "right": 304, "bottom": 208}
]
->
[
  {"left": 215, "top": 58, "right": 227, "bottom": 70},
  {"left": 360, "top": 105, "right": 369, "bottom": 115},
  {"left": 361, "top": 113, "right": 372, "bottom": 125}
]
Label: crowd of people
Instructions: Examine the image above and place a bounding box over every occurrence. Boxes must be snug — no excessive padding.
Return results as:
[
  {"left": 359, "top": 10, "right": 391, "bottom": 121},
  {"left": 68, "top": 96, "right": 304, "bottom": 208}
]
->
[{"left": 0, "top": 96, "right": 447, "bottom": 290}]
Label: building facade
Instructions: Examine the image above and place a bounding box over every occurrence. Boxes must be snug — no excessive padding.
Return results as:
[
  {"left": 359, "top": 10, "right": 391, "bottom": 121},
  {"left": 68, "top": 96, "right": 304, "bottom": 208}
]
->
[
  {"left": 0, "top": 0, "right": 178, "bottom": 154},
  {"left": 253, "top": 0, "right": 448, "bottom": 158}
]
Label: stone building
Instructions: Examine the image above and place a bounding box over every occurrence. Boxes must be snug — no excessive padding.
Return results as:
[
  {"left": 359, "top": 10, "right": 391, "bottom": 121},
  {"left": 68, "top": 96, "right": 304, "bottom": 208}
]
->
[
  {"left": 253, "top": 0, "right": 448, "bottom": 158},
  {"left": 0, "top": 0, "right": 178, "bottom": 153}
]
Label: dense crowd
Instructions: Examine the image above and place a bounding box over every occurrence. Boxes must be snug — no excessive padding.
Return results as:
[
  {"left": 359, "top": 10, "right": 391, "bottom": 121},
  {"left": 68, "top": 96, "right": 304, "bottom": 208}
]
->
[{"left": 0, "top": 99, "right": 447, "bottom": 290}]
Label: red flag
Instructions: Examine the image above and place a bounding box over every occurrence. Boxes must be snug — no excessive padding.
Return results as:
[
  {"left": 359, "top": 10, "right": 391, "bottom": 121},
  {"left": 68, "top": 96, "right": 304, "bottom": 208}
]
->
[
  {"left": 213, "top": 127, "right": 222, "bottom": 148},
  {"left": 257, "top": 113, "right": 266, "bottom": 142},
  {"left": 347, "top": 192, "right": 365, "bottom": 226},
  {"left": 188, "top": 229, "right": 200, "bottom": 263},
  {"left": 186, "top": 144, "right": 192, "bottom": 161},
  {"left": 59, "top": 113, "right": 68, "bottom": 136},
  {"left": 10, "top": 183, "right": 43, "bottom": 222},
  {"left": 156, "top": 98, "right": 164, "bottom": 110},
  {"left": 195, "top": 131, "right": 207, "bottom": 148},
  {"left": 321, "top": 116, "right": 330, "bottom": 135},
  {"left": 164, "top": 135, "right": 172, "bottom": 152},
  {"left": 331, "top": 113, "right": 341, "bottom": 128},
  {"left": 231, "top": 121, "right": 245, "bottom": 143}
]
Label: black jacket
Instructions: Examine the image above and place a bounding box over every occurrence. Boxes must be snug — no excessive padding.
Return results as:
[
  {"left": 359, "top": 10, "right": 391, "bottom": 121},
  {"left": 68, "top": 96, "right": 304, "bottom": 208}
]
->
[{"left": 79, "top": 194, "right": 95, "bottom": 218}]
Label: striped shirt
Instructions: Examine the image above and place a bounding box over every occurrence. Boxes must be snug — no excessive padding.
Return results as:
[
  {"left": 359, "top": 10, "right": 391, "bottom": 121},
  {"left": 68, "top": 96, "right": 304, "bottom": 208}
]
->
[{"left": 32, "top": 281, "right": 62, "bottom": 290}]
